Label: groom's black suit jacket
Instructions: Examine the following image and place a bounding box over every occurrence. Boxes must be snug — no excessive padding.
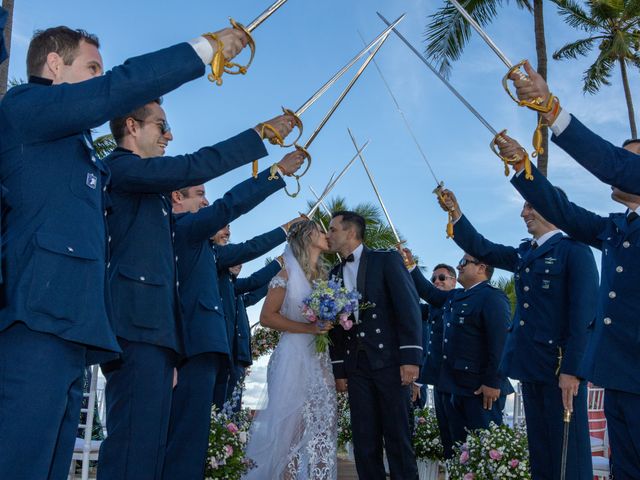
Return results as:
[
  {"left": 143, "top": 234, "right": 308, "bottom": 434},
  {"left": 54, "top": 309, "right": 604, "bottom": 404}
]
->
[{"left": 329, "top": 246, "right": 422, "bottom": 379}]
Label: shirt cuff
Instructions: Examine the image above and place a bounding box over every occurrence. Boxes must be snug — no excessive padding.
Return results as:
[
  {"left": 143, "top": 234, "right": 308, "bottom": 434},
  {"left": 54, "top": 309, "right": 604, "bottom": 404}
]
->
[
  {"left": 549, "top": 109, "right": 571, "bottom": 137},
  {"left": 189, "top": 36, "right": 214, "bottom": 65}
]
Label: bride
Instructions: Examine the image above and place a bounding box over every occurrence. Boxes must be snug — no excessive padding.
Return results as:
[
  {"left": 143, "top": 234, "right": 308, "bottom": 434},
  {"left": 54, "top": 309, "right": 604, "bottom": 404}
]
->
[{"left": 244, "top": 220, "right": 337, "bottom": 480}]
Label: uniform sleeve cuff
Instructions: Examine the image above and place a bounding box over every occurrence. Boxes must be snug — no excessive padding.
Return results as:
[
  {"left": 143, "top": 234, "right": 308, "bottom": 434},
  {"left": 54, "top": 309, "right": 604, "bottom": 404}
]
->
[
  {"left": 189, "top": 36, "right": 214, "bottom": 65},
  {"left": 550, "top": 109, "right": 571, "bottom": 137}
]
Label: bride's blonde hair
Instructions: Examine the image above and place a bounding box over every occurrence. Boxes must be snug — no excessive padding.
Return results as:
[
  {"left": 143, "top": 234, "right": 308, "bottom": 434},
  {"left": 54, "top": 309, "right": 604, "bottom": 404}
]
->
[{"left": 287, "top": 220, "right": 328, "bottom": 281}]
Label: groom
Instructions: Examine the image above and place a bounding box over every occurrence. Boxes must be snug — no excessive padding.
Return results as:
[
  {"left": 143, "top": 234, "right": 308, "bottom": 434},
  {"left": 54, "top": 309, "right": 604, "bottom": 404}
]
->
[{"left": 327, "top": 211, "right": 422, "bottom": 479}]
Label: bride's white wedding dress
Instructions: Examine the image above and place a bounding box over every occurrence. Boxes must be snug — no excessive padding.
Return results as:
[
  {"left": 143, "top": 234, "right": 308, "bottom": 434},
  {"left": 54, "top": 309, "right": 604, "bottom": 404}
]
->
[{"left": 244, "top": 246, "right": 337, "bottom": 480}]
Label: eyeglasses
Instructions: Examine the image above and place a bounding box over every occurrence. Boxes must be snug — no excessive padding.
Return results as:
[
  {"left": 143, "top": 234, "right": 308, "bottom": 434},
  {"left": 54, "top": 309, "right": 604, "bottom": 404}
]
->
[
  {"left": 458, "top": 258, "right": 481, "bottom": 268},
  {"left": 431, "top": 273, "right": 455, "bottom": 282},
  {"left": 132, "top": 117, "right": 171, "bottom": 135}
]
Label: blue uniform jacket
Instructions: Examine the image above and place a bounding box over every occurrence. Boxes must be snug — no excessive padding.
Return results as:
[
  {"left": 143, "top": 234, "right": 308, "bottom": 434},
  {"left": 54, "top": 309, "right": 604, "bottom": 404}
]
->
[
  {"left": 0, "top": 43, "right": 204, "bottom": 355},
  {"left": 416, "top": 300, "right": 445, "bottom": 386},
  {"left": 329, "top": 247, "right": 423, "bottom": 378},
  {"left": 175, "top": 178, "right": 286, "bottom": 358},
  {"left": 215, "top": 231, "right": 286, "bottom": 361},
  {"left": 552, "top": 114, "right": 640, "bottom": 195},
  {"left": 229, "top": 260, "right": 281, "bottom": 366},
  {"left": 513, "top": 163, "right": 640, "bottom": 394},
  {"left": 412, "top": 268, "right": 513, "bottom": 397},
  {"left": 105, "top": 129, "right": 266, "bottom": 352},
  {"left": 453, "top": 214, "right": 598, "bottom": 384}
]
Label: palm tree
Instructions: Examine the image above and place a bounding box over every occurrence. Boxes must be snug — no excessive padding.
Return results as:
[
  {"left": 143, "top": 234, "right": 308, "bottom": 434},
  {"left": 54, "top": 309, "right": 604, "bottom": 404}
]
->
[
  {"left": 93, "top": 134, "right": 117, "bottom": 159},
  {"left": 424, "top": 0, "right": 552, "bottom": 176},
  {"left": 552, "top": 0, "right": 640, "bottom": 138},
  {"left": 0, "top": 0, "right": 14, "bottom": 98}
]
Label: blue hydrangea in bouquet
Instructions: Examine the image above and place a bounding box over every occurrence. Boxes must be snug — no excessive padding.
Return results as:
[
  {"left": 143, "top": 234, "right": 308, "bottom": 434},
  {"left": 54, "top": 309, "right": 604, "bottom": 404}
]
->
[{"left": 301, "top": 276, "right": 362, "bottom": 353}]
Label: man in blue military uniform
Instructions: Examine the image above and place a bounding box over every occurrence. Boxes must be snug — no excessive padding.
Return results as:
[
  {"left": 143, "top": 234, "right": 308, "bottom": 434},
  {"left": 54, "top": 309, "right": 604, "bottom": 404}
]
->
[
  {"left": 164, "top": 183, "right": 302, "bottom": 479},
  {"left": 211, "top": 223, "right": 293, "bottom": 407},
  {"left": 438, "top": 187, "right": 598, "bottom": 479},
  {"left": 496, "top": 133, "right": 640, "bottom": 479},
  {"left": 508, "top": 60, "right": 640, "bottom": 195},
  {"left": 411, "top": 264, "right": 457, "bottom": 455},
  {"left": 99, "top": 97, "right": 295, "bottom": 479},
  {"left": 404, "top": 248, "right": 513, "bottom": 456},
  {"left": 327, "top": 211, "right": 422, "bottom": 480},
  {"left": 219, "top": 260, "right": 282, "bottom": 410},
  {"left": 0, "top": 6, "right": 8, "bottom": 285},
  {"left": 0, "top": 24, "right": 249, "bottom": 479}
]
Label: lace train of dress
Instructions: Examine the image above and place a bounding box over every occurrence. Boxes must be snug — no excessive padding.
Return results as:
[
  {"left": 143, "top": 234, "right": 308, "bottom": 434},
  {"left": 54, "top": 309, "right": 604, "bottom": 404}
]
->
[{"left": 244, "top": 247, "right": 337, "bottom": 480}]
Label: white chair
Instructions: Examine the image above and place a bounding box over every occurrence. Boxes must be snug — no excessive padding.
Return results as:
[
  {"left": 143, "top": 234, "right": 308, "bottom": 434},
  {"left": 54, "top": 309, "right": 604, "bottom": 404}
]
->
[
  {"left": 68, "top": 365, "right": 102, "bottom": 480},
  {"left": 592, "top": 427, "right": 610, "bottom": 479},
  {"left": 506, "top": 381, "right": 526, "bottom": 427},
  {"left": 588, "top": 387, "right": 606, "bottom": 455}
]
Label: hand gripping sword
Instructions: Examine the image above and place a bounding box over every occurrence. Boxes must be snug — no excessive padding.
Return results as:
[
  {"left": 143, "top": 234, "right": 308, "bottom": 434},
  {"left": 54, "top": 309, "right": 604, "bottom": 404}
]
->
[
  {"left": 261, "top": 15, "right": 406, "bottom": 148},
  {"left": 445, "top": 0, "right": 556, "bottom": 159},
  {"left": 284, "top": 20, "right": 399, "bottom": 198},
  {"left": 377, "top": 12, "right": 533, "bottom": 182},
  {"left": 205, "top": 0, "right": 290, "bottom": 86}
]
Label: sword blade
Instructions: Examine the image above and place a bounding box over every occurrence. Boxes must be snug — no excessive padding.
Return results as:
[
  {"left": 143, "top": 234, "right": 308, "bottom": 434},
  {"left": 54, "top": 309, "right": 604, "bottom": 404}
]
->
[
  {"left": 447, "top": 0, "right": 513, "bottom": 69},
  {"left": 295, "top": 15, "right": 405, "bottom": 117},
  {"left": 347, "top": 129, "right": 401, "bottom": 244},
  {"left": 246, "top": 0, "right": 289, "bottom": 32},
  {"left": 309, "top": 186, "right": 333, "bottom": 219},
  {"left": 303, "top": 26, "right": 397, "bottom": 150},
  {"left": 377, "top": 12, "right": 499, "bottom": 137},
  {"left": 307, "top": 140, "right": 370, "bottom": 216}
]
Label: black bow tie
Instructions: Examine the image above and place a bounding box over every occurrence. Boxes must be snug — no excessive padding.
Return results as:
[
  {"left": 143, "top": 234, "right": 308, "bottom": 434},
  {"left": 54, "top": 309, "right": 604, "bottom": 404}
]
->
[
  {"left": 531, "top": 240, "right": 538, "bottom": 250},
  {"left": 341, "top": 253, "right": 355, "bottom": 266},
  {"left": 628, "top": 211, "right": 639, "bottom": 224}
]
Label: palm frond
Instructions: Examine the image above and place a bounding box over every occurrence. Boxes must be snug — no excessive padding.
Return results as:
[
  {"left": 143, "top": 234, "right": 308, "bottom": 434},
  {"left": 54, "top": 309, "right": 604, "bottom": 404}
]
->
[
  {"left": 583, "top": 53, "right": 616, "bottom": 93},
  {"left": 552, "top": 0, "right": 600, "bottom": 32},
  {"left": 552, "top": 36, "right": 599, "bottom": 60},
  {"left": 92, "top": 134, "right": 117, "bottom": 159},
  {"left": 424, "top": 0, "right": 505, "bottom": 78}
]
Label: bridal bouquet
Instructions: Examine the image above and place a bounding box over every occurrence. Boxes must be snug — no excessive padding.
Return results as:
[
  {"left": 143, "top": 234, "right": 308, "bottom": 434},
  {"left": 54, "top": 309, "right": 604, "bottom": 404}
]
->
[
  {"left": 302, "top": 277, "right": 361, "bottom": 353},
  {"left": 446, "top": 422, "right": 531, "bottom": 479}
]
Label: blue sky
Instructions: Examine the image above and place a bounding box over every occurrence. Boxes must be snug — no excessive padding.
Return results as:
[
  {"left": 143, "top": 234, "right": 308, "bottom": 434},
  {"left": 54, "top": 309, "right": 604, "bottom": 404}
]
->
[{"left": 10, "top": 0, "right": 638, "bottom": 405}]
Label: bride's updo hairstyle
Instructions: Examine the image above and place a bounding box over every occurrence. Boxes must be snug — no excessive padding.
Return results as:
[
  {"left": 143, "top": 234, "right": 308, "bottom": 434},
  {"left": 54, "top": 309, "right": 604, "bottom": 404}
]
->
[{"left": 287, "top": 220, "right": 328, "bottom": 282}]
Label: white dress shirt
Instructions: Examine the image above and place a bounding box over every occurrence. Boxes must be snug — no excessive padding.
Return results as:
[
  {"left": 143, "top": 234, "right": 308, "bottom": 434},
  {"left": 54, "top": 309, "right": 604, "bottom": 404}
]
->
[{"left": 343, "top": 243, "right": 364, "bottom": 323}]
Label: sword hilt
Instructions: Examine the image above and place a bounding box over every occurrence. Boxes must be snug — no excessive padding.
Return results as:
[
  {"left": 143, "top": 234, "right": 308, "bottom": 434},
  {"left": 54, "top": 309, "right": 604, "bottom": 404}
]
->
[
  {"left": 563, "top": 409, "right": 572, "bottom": 423},
  {"left": 433, "top": 182, "right": 455, "bottom": 239},
  {"left": 490, "top": 130, "right": 533, "bottom": 181},
  {"left": 206, "top": 18, "right": 256, "bottom": 86},
  {"left": 283, "top": 144, "right": 312, "bottom": 198},
  {"left": 277, "top": 107, "right": 304, "bottom": 147},
  {"left": 502, "top": 60, "right": 555, "bottom": 113}
]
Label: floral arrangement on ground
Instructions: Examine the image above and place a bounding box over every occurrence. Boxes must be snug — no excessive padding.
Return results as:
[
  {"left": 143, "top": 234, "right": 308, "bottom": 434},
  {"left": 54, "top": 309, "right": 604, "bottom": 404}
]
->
[
  {"left": 446, "top": 422, "right": 531, "bottom": 479},
  {"left": 250, "top": 326, "right": 281, "bottom": 360},
  {"left": 337, "top": 392, "right": 352, "bottom": 450},
  {"left": 205, "top": 405, "right": 254, "bottom": 479},
  {"left": 413, "top": 406, "right": 444, "bottom": 462}
]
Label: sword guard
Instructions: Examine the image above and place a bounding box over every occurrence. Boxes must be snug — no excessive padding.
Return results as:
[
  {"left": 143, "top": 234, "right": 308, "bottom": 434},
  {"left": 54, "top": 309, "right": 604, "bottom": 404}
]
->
[
  {"left": 490, "top": 130, "right": 534, "bottom": 181},
  {"left": 563, "top": 409, "right": 572, "bottom": 423},
  {"left": 432, "top": 183, "right": 455, "bottom": 239},
  {"left": 205, "top": 19, "right": 256, "bottom": 86},
  {"left": 502, "top": 60, "right": 555, "bottom": 113},
  {"left": 283, "top": 144, "right": 312, "bottom": 198},
  {"left": 279, "top": 107, "right": 304, "bottom": 147}
]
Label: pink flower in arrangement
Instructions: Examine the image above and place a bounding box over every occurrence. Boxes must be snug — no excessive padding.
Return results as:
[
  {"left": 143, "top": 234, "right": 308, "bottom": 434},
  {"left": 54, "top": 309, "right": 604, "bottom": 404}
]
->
[
  {"left": 224, "top": 444, "right": 234, "bottom": 458},
  {"left": 418, "top": 417, "right": 427, "bottom": 424},
  {"left": 339, "top": 313, "right": 353, "bottom": 330},
  {"left": 460, "top": 450, "right": 470, "bottom": 464},
  {"left": 463, "top": 473, "right": 475, "bottom": 480},
  {"left": 226, "top": 422, "right": 239, "bottom": 434},
  {"left": 489, "top": 449, "right": 503, "bottom": 461},
  {"left": 509, "top": 459, "right": 520, "bottom": 468}
]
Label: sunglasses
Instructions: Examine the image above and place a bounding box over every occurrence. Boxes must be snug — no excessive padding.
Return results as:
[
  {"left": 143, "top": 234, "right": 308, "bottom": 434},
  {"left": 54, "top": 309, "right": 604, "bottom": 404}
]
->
[
  {"left": 132, "top": 117, "right": 171, "bottom": 135},
  {"left": 458, "top": 258, "right": 481, "bottom": 268},
  {"left": 431, "top": 273, "right": 455, "bottom": 282}
]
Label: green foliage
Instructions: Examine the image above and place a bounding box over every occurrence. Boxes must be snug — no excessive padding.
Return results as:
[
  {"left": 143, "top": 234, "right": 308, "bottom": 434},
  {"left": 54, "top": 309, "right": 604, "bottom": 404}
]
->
[
  {"left": 552, "top": 0, "right": 640, "bottom": 94},
  {"left": 493, "top": 275, "right": 517, "bottom": 319},
  {"left": 93, "top": 134, "right": 117, "bottom": 159},
  {"left": 336, "top": 392, "right": 352, "bottom": 448},
  {"left": 205, "top": 408, "right": 255, "bottom": 479},
  {"left": 424, "top": 0, "right": 532, "bottom": 77}
]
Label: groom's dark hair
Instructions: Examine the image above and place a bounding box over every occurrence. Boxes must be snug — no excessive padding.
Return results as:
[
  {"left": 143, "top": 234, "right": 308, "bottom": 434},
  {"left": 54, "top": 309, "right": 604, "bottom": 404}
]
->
[{"left": 332, "top": 211, "right": 366, "bottom": 241}]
